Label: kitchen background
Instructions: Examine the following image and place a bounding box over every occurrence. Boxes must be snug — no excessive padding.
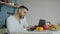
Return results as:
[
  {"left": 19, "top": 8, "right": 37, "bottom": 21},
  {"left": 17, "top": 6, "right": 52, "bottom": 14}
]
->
[
  {"left": 18, "top": 0, "right": 60, "bottom": 25},
  {"left": 0, "top": 0, "right": 60, "bottom": 27}
]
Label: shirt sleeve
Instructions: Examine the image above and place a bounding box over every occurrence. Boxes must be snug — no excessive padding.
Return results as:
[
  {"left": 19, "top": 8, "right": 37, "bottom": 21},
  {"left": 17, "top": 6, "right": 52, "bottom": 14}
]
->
[
  {"left": 7, "top": 17, "right": 16, "bottom": 34},
  {"left": 23, "top": 17, "right": 28, "bottom": 28}
]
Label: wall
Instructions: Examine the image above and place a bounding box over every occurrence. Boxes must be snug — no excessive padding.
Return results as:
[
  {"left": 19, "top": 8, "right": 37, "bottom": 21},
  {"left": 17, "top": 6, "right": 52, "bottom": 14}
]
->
[{"left": 17, "top": 0, "right": 60, "bottom": 25}]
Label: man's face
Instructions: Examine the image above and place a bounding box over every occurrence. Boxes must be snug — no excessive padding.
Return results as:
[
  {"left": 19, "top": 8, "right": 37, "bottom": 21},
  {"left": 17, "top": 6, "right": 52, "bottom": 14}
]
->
[{"left": 18, "top": 8, "right": 27, "bottom": 18}]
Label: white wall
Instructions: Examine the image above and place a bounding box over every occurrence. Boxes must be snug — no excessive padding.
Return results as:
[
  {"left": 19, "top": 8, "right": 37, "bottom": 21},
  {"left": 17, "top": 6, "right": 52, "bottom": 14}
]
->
[{"left": 17, "top": 0, "right": 60, "bottom": 25}]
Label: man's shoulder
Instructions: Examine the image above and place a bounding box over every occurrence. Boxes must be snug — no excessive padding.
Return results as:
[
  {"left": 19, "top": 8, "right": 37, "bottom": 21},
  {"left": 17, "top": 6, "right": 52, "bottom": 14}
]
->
[{"left": 7, "top": 15, "right": 14, "bottom": 20}]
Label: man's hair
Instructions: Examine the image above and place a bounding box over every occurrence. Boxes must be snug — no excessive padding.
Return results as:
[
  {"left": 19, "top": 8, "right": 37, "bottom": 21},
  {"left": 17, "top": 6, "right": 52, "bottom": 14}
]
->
[{"left": 18, "top": 6, "right": 28, "bottom": 11}]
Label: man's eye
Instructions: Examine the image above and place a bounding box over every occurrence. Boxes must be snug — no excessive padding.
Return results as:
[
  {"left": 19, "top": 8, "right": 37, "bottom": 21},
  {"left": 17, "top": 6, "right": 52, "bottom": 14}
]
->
[{"left": 24, "top": 12, "right": 26, "bottom": 13}]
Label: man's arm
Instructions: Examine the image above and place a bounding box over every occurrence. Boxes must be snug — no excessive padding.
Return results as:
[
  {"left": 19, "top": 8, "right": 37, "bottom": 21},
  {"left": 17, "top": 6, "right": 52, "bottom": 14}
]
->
[
  {"left": 23, "top": 17, "right": 34, "bottom": 31},
  {"left": 7, "top": 18, "right": 15, "bottom": 34}
]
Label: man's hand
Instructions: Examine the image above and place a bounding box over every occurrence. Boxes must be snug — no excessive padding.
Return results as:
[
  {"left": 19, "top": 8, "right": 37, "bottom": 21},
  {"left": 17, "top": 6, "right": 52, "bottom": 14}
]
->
[{"left": 26, "top": 26, "right": 34, "bottom": 31}]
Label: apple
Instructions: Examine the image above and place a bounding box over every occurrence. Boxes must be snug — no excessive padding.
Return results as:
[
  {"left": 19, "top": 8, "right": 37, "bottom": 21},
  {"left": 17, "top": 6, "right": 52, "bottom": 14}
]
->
[{"left": 43, "top": 25, "right": 48, "bottom": 30}]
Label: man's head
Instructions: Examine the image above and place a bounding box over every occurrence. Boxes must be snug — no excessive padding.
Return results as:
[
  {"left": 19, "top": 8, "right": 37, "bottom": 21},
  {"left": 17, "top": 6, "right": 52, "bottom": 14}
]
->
[{"left": 17, "top": 6, "right": 28, "bottom": 18}]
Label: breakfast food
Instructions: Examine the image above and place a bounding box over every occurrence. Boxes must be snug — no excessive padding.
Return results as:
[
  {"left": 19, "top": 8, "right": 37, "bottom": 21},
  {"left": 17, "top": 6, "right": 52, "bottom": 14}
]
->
[
  {"left": 48, "top": 24, "right": 56, "bottom": 30},
  {"left": 43, "top": 25, "right": 48, "bottom": 30},
  {"left": 36, "top": 26, "right": 43, "bottom": 31}
]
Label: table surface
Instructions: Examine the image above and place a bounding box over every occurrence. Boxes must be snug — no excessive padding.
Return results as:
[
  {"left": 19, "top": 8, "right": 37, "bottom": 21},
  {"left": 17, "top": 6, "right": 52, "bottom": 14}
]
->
[
  {"left": 14, "top": 30, "right": 51, "bottom": 34},
  {"left": 14, "top": 30, "right": 60, "bottom": 34}
]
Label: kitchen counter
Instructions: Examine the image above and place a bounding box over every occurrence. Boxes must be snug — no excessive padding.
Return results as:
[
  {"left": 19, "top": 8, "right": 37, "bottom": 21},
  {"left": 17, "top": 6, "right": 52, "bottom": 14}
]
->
[
  {"left": 15, "top": 30, "right": 52, "bottom": 34},
  {"left": 52, "top": 30, "right": 60, "bottom": 34},
  {"left": 0, "top": 28, "right": 60, "bottom": 34},
  {"left": 14, "top": 30, "right": 60, "bottom": 34}
]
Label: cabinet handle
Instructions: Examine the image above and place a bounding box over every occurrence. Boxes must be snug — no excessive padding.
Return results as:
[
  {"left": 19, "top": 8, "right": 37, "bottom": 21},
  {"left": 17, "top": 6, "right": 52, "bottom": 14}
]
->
[
  {"left": 0, "top": 4, "right": 1, "bottom": 12},
  {"left": 7, "top": 12, "right": 14, "bottom": 15}
]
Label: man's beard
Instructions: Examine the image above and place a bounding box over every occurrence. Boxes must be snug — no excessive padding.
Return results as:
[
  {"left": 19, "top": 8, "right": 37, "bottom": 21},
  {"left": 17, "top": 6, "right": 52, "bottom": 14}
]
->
[{"left": 19, "top": 15, "right": 24, "bottom": 19}]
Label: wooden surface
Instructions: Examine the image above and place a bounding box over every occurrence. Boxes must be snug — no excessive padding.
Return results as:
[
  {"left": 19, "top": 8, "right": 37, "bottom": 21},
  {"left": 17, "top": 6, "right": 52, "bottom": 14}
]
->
[{"left": 0, "top": 1, "right": 19, "bottom": 8}]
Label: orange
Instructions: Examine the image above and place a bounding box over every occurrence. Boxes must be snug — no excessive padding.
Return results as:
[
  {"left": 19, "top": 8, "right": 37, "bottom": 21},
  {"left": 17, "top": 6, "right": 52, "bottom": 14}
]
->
[{"left": 36, "top": 26, "right": 43, "bottom": 31}]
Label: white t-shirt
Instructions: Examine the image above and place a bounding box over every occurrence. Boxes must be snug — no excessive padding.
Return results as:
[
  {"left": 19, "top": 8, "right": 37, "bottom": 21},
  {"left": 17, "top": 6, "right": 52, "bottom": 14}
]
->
[{"left": 7, "top": 15, "right": 28, "bottom": 34}]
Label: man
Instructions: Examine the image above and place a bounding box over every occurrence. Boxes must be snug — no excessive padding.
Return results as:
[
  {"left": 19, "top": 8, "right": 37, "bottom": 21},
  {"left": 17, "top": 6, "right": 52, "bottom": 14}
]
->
[{"left": 7, "top": 6, "right": 32, "bottom": 34}]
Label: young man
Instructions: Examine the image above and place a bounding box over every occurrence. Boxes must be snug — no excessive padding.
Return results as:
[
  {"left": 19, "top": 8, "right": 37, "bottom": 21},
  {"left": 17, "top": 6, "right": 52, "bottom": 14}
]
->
[{"left": 7, "top": 6, "right": 32, "bottom": 34}]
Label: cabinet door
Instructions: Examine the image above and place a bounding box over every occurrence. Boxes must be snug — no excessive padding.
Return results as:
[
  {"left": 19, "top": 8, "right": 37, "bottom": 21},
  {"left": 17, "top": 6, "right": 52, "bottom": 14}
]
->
[
  {"left": 0, "top": 5, "right": 9, "bottom": 25},
  {"left": 0, "top": 5, "right": 15, "bottom": 26},
  {"left": 0, "top": 4, "right": 17, "bottom": 26}
]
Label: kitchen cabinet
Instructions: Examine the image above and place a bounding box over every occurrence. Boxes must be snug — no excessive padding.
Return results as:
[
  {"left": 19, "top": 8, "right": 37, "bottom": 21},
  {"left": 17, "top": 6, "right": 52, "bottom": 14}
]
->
[{"left": 0, "top": 1, "right": 19, "bottom": 27}]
